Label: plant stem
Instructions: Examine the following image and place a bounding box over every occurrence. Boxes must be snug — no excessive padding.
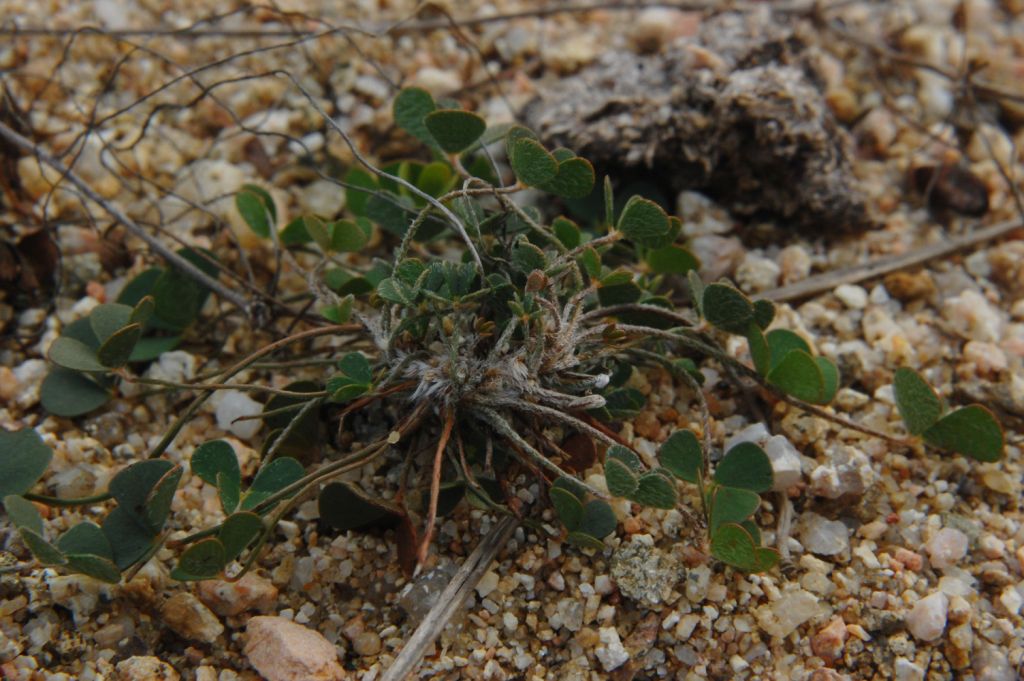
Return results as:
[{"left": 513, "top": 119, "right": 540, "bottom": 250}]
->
[
  {"left": 122, "top": 375, "right": 329, "bottom": 398},
  {"left": 145, "top": 324, "right": 357, "bottom": 459},
  {"left": 418, "top": 410, "right": 456, "bottom": 567},
  {"left": 23, "top": 491, "right": 112, "bottom": 507}
]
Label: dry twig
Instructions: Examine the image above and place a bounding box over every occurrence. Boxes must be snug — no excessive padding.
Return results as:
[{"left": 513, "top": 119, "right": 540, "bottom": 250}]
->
[{"left": 382, "top": 516, "right": 518, "bottom": 681}]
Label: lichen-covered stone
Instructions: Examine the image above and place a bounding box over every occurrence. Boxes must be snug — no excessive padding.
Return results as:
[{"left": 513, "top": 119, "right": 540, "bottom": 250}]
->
[{"left": 609, "top": 535, "right": 682, "bottom": 606}]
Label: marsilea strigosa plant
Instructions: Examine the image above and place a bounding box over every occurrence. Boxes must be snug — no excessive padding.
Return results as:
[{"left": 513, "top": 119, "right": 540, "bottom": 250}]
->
[{"left": 3, "top": 87, "right": 1004, "bottom": 584}]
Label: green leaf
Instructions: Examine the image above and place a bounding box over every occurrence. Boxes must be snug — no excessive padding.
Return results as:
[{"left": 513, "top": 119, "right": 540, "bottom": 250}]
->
[
  {"left": 580, "top": 246, "right": 601, "bottom": 279},
  {"left": 578, "top": 499, "right": 617, "bottom": 539},
  {"left": 893, "top": 367, "right": 942, "bottom": 436},
  {"left": 505, "top": 125, "right": 537, "bottom": 147},
  {"left": 330, "top": 219, "right": 370, "bottom": 252},
  {"left": 62, "top": 557, "right": 119, "bottom": 581},
  {"left": 324, "top": 268, "right": 373, "bottom": 296},
  {"left": 710, "top": 486, "right": 761, "bottom": 531},
  {"left": 512, "top": 238, "right": 547, "bottom": 273},
  {"left": 567, "top": 531, "right": 606, "bottom": 551},
  {"left": 767, "top": 349, "right": 829, "bottom": 404},
  {"left": 116, "top": 268, "right": 161, "bottom": 308},
  {"left": 393, "top": 87, "right": 437, "bottom": 146},
  {"left": 58, "top": 522, "right": 114, "bottom": 560},
  {"left": 130, "top": 296, "right": 156, "bottom": 327},
  {"left": 377, "top": 277, "right": 417, "bottom": 306},
  {"left": 607, "top": 445, "right": 642, "bottom": 472},
  {"left": 923, "top": 405, "right": 1004, "bottom": 462},
  {"left": 89, "top": 303, "right": 133, "bottom": 343},
  {"left": 659, "top": 430, "right": 703, "bottom": 484},
  {"left": 752, "top": 299, "right": 775, "bottom": 329},
  {"left": 417, "top": 161, "right": 454, "bottom": 197},
  {"left": 602, "top": 387, "right": 646, "bottom": 419},
  {"left": 65, "top": 554, "right": 121, "bottom": 583},
  {"left": 241, "top": 457, "right": 304, "bottom": 510},
  {"left": 171, "top": 538, "right": 226, "bottom": 581},
  {"left": 747, "top": 323, "right": 771, "bottom": 376},
  {"left": 321, "top": 297, "right": 354, "bottom": 324},
  {"left": 48, "top": 336, "right": 106, "bottom": 373},
  {"left": 101, "top": 506, "right": 157, "bottom": 570},
  {"left": 604, "top": 457, "right": 639, "bottom": 498},
  {"left": 5, "top": 494, "right": 65, "bottom": 564},
  {"left": 326, "top": 380, "right": 369, "bottom": 403},
  {"left": 279, "top": 215, "right": 314, "bottom": 246},
  {"left": 304, "top": 215, "right": 332, "bottom": 251},
  {"left": 741, "top": 519, "right": 762, "bottom": 546},
  {"left": 20, "top": 531, "right": 66, "bottom": 565},
  {"left": 603, "top": 176, "right": 615, "bottom": 227},
  {"left": 647, "top": 245, "right": 699, "bottom": 275},
  {"left": 535, "top": 157, "right": 595, "bottom": 199},
  {"left": 219, "top": 512, "right": 265, "bottom": 561},
  {"left": 815, "top": 357, "right": 840, "bottom": 404},
  {"left": 96, "top": 323, "right": 142, "bottom": 368},
  {"left": 551, "top": 148, "right": 575, "bottom": 162},
  {"left": 550, "top": 486, "right": 584, "bottom": 531},
  {"left": 552, "top": 476, "right": 586, "bottom": 501},
  {"left": 191, "top": 440, "right": 242, "bottom": 514},
  {"left": 552, "top": 217, "right": 582, "bottom": 249},
  {"left": 235, "top": 186, "right": 275, "bottom": 237},
  {"left": 688, "top": 271, "right": 705, "bottom": 317},
  {"left": 144, "top": 465, "right": 183, "bottom": 534},
  {"left": 711, "top": 523, "right": 780, "bottom": 572},
  {"left": 598, "top": 280, "right": 643, "bottom": 307},
  {"left": 424, "top": 109, "right": 487, "bottom": 154},
  {"left": 366, "top": 191, "right": 416, "bottom": 237},
  {"left": 0, "top": 428, "right": 53, "bottom": 497},
  {"left": 630, "top": 473, "right": 677, "bottom": 509},
  {"left": 318, "top": 481, "right": 404, "bottom": 532},
  {"left": 151, "top": 249, "right": 218, "bottom": 331},
  {"left": 128, "top": 335, "right": 183, "bottom": 363},
  {"left": 338, "top": 352, "right": 372, "bottom": 384},
  {"left": 108, "top": 460, "right": 175, "bottom": 517},
  {"left": 765, "top": 329, "right": 811, "bottom": 373},
  {"left": 702, "top": 283, "right": 754, "bottom": 334},
  {"left": 40, "top": 367, "right": 109, "bottom": 417},
  {"left": 617, "top": 197, "right": 671, "bottom": 247},
  {"left": 345, "top": 167, "right": 378, "bottom": 217},
  {"left": 508, "top": 137, "right": 558, "bottom": 186},
  {"left": 4, "top": 493, "right": 44, "bottom": 534},
  {"left": 715, "top": 443, "right": 773, "bottom": 493}
]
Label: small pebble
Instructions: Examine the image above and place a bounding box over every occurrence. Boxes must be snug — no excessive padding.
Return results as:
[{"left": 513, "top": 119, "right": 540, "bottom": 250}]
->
[
  {"left": 595, "top": 626, "right": 629, "bottom": 671},
  {"left": 926, "top": 528, "right": 969, "bottom": 570},
  {"left": 161, "top": 592, "right": 224, "bottom": 643},
  {"left": 197, "top": 572, "right": 278, "bottom": 616},
  {"left": 834, "top": 284, "right": 868, "bottom": 309},
  {"left": 799, "top": 513, "right": 850, "bottom": 556},
  {"left": 115, "top": 656, "right": 180, "bottom": 681},
  {"left": 352, "top": 631, "right": 382, "bottom": 657},
  {"left": 906, "top": 591, "right": 948, "bottom": 642},
  {"left": 244, "top": 616, "right": 345, "bottom": 681},
  {"left": 214, "top": 390, "right": 263, "bottom": 440}
]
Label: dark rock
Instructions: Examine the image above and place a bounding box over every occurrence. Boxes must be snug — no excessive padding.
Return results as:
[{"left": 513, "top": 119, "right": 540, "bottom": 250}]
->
[{"left": 523, "top": 9, "right": 870, "bottom": 231}]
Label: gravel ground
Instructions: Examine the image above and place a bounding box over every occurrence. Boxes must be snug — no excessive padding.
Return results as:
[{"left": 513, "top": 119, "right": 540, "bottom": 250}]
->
[{"left": 1, "top": 1, "right": 1024, "bottom": 680}]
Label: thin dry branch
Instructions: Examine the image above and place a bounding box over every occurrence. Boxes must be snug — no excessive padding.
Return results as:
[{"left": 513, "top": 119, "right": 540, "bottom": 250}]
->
[
  {"left": 0, "top": 120, "right": 257, "bottom": 317},
  {"left": 761, "top": 217, "right": 1024, "bottom": 303},
  {"left": 0, "top": 1, "right": 820, "bottom": 39},
  {"left": 382, "top": 515, "right": 518, "bottom": 681}
]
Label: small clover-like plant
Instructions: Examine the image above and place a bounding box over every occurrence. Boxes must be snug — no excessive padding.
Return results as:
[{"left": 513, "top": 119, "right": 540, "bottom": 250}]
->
[
  {"left": 9, "top": 86, "right": 1005, "bottom": 589},
  {"left": 39, "top": 248, "right": 218, "bottom": 418},
  {"left": 893, "top": 368, "right": 1003, "bottom": 462}
]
